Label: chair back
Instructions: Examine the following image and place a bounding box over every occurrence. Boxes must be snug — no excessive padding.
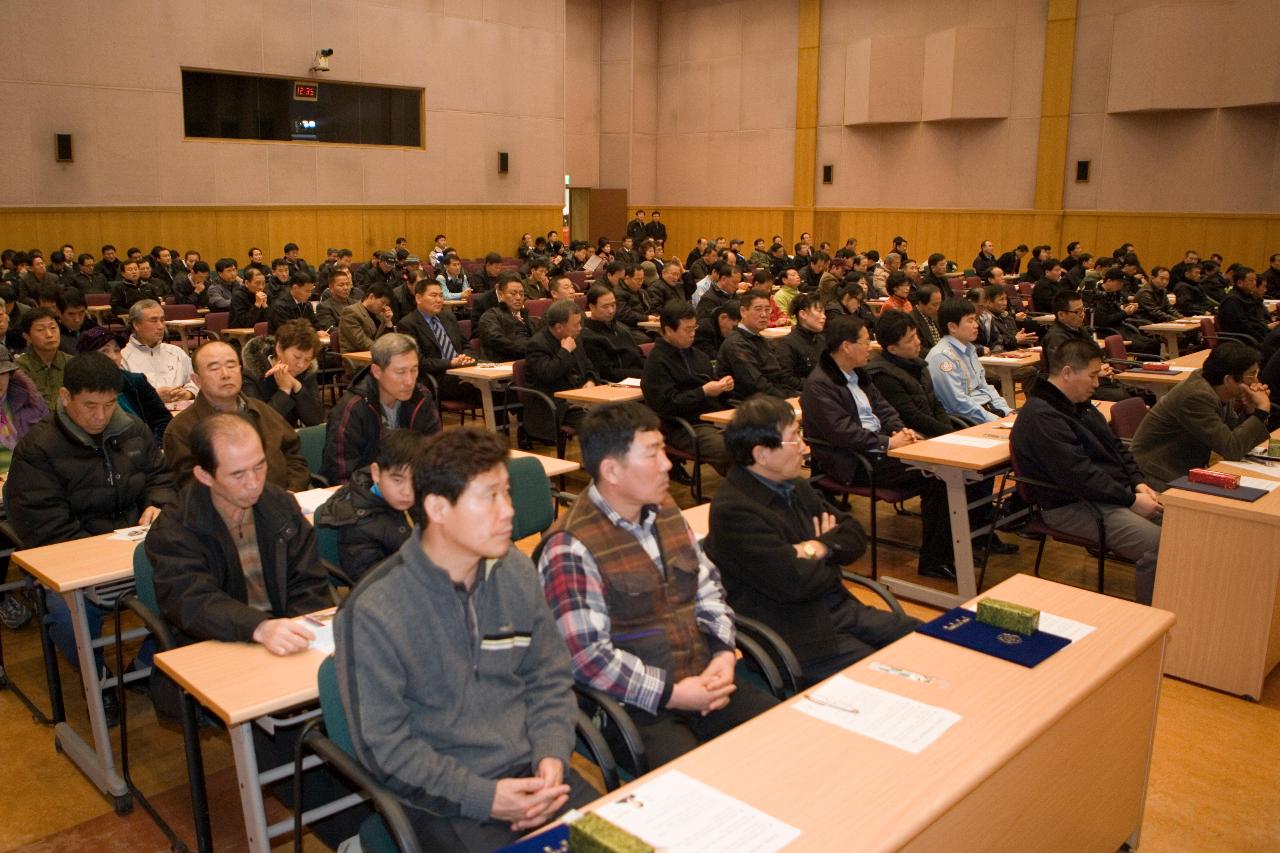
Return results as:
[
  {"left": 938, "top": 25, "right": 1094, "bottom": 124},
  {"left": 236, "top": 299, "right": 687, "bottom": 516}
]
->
[
  {"left": 526, "top": 298, "right": 552, "bottom": 319},
  {"left": 457, "top": 319, "right": 471, "bottom": 340},
  {"left": 1016, "top": 282, "right": 1032, "bottom": 299},
  {"left": 131, "top": 543, "right": 161, "bottom": 616},
  {"left": 1109, "top": 396, "right": 1149, "bottom": 441},
  {"left": 85, "top": 292, "right": 110, "bottom": 307},
  {"left": 1199, "top": 316, "right": 1218, "bottom": 349},
  {"left": 1102, "top": 334, "right": 1127, "bottom": 360},
  {"left": 316, "top": 525, "right": 342, "bottom": 570},
  {"left": 317, "top": 656, "right": 355, "bottom": 755},
  {"left": 205, "top": 311, "right": 230, "bottom": 334},
  {"left": 639, "top": 342, "right": 655, "bottom": 357},
  {"left": 1007, "top": 446, "right": 1039, "bottom": 507},
  {"left": 297, "top": 424, "right": 327, "bottom": 476},
  {"left": 253, "top": 321, "right": 268, "bottom": 337},
  {"left": 566, "top": 271, "right": 587, "bottom": 291},
  {"left": 163, "top": 303, "right": 198, "bottom": 320},
  {"left": 508, "top": 455, "right": 555, "bottom": 541},
  {"left": 573, "top": 294, "right": 587, "bottom": 312}
]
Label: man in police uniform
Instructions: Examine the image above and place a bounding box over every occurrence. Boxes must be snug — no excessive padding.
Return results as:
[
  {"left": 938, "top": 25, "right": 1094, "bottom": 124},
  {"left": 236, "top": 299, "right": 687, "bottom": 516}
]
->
[{"left": 925, "top": 298, "right": 1012, "bottom": 425}]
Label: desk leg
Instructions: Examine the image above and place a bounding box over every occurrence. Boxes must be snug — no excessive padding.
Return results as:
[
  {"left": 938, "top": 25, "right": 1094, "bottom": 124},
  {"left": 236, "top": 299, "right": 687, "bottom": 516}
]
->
[
  {"left": 230, "top": 722, "right": 272, "bottom": 853},
  {"left": 879, "top": 466, "right": 975, "bottom": 610},
  {"left": 995, "top": 365, "right": 1017, "bottom": 409},
  {"left": 57, "top": 589, "right": 129, "bottom": 808}
]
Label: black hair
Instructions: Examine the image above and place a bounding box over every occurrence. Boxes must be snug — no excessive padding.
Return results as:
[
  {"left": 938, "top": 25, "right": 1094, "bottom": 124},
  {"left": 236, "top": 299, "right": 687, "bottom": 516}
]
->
[
  {"left": 1052, "top": 290, "right": 1083, "bottom": 314},
  {"left": 410, "top": 428, "right": 509, "bottom": 526},
  {"left": 21, "top": 307, "right": 59, "bottom": 335},
  {"left": 365, "top": 283, "right": 394, "bottom": 302},
  {"left": 875, "top": 309, "right": 917, "bottom": 347},
  {"left": 659, "top": 299, "right": 696, "bottom": 330},
  {"left": 63, "top": 351, "right": 124, "bottom": 395},
  {"left": 191, "top": 260, "right": 210, "bottom": 274},
  {"left": 579, "top": 401, "right": 661, "bottom": 480},
  {"left": 715, "top": 300, "right": 742, "bottom": 323},
  {"left": 937, "top": 297, "right": 977, "bottom": 331},
  {"left": 1232, "top": 266, "right": 1255, "bottom": 285},
  {"left": 215, "top": 257, "right": 237, "bottom": 273},
  {"left": 910, "top": 284, "right": 941, "bottom": 306},
  {"left": 57, "top": 289, "right": 87, "bottom": 312},
  {"left": 822, "top": 313, "right": 866, "bottom": 353},
  {"left": 586, "top": 284, "right": 612, "bottom": 307},
  {"left": 544, "top": 299, "right": 581, "bottom": 327},
  {"left": 283, "top": 242, "right": 300, "bottom": 253},
  {"left": 724, "top": 394, "right": 796, "bottom": 467},
  {"left": 373, "top": 428, "right": 430, "bottom": 472},
  {"left": 1052, "top": 338, "right": 1103, "bottom": 373},
  {"left": 886, "top": 270, "right": 909, "bottom": 293},
  {"left": 1202, "top": 341, "right": 1260, "bottom": 386},
  {"left": 927, "top": 252, "right": 946, "bottom": 267}
]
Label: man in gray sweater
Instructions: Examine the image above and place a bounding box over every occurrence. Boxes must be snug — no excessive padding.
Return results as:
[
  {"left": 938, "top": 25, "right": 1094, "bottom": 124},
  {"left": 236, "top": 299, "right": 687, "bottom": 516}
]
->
[{"left": 333, "top": 427, "right": 596, "bottom": 850}]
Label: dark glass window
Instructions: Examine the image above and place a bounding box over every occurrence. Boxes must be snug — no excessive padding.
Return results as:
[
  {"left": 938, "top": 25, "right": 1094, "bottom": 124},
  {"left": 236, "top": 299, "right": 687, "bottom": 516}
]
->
[{"left": 181, "top": 70, "right": 422, "bottom": 147}]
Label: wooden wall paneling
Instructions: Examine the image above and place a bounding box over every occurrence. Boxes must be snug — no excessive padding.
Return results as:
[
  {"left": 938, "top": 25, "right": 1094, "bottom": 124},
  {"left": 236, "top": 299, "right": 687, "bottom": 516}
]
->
[
  {"left": 0, "top": 211, "right": 42, "bottom": 251},
  {"left": 267, "top": 209, "right": 320, "bottom": 264},
  {"left": 1060, "top": 213, "right": 1099, "bottom": 261},
  {"left": 32, "top": 210, "right": 97, "bottom": 257},
  {"left": 159, "top": 211, "right": 218, "bottom": 261},
  {"left": 1200, "top": 217, "right": 1266, "bottom": 268},
  {"left": 358, "top": 209, "right": 407, "bottom": 258},
  {"left": 214, "top": 209, "right": 271, "bottom": 265},
  {"left": 106, "top": 210, "right": 165, "bottom": 257},
  {"left": 312, "top": 209, "right": 366, "bottom": 258},
  {"left": 1145, "top": 217, "right": 1206, "bottom": 271}
]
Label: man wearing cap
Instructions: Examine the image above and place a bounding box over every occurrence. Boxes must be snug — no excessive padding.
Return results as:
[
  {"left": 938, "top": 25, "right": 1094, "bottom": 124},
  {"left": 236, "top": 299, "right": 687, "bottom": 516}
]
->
[{"left": 364, "top": 251, "right": 401, "bottom": 292}]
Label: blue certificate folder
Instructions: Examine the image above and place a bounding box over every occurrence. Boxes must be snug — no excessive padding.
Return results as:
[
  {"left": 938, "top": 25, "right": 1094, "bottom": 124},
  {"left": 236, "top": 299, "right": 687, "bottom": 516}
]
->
[
  {"left": 495, "top": 824, "right": 569, "bottom": 852},
  {"left": 1166, "top": 475, "right": 1269, "bottom": 502},
  {"left": 916, "top": 608, "right": 1072, "bottom": 667}
]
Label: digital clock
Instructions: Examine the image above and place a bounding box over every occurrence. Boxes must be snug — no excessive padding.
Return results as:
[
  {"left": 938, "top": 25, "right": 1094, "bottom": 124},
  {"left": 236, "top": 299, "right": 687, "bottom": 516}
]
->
[{"left": 293, "top": 82, "right": 318, "bottom": 101}]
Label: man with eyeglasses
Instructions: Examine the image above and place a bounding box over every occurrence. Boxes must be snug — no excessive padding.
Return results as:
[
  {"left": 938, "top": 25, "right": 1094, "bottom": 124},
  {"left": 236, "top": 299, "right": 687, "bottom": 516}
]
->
[
  {"left": 707, "top": 393, "right": 920, "bottom": 685},
  {"left": 1041, "top": 292, "right": 1129, "bottom": 402},
  {"left": 717, "top": 291, "right": 800, "bottom": 401}
]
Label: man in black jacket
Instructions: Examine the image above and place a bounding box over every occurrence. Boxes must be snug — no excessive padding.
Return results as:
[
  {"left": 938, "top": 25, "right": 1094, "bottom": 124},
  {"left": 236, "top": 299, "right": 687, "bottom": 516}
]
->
[
  {"left": 693, "top": 299, "right": 738, "bottom": 363},
  {"left": 626, "top": 209, "right": 648, "bottom": 244},
  {"left": 801, "top": 316, "right": 958, "bottom": 581},
  {"left": 866, "top": 310, "right": 954, "bottom": 437},
  {"left": 717, "top": 292, "right": 799, "bottom": 400},
  {"left": 1030, "top": 258, "right": 1067, "bottom": 314},
  {"left": 267, "top": 269, "right": 319, "bottom": 332},
  {"left": 1010, "top": 338, "right": 1162, "bottom": 604},
  {"left": 707, "top": 394, "right": 918, "bottom": 684},
  {"left": 523, "top": 300, "right": 600, "bottom": 444},
  {"left": 1040, "top": 291, "right": 1130, "bottom": 402},
  {"left": 322, "top": 334, "right": 440, "bottom": 484},
  {"left": 67, "top": 253, "right": 109, "bottom": 293},
  {"left": 995, "top": 244, "right": 1027, "bottom": 278},
  {"left": 396, "top": 278, "right": 477, "bottom": 401},
  {"left": 1218, "top": 266, "right": 1277, "bottom": 344},
  {"left": 642, "top": 301, "right": 733, "bottom": 474},
  {"left": 613, "top": 264, "right": 655, "bottom": 344},
  {"left": 228, "top": 267, "right": 271, "bottom": 329},
  {"left": 645, "top": 210, "right": 667, "bottom": 243},
  {"left": 478, "top": 273, "right": 538, "bottom": 361},
  {"left": 6, "top": 352, "right": 176, "bottom": 682},
  {"left": 109, "top": 258, "right": 158, "bottom": 315},
  {"left": 775, "top": 293, "right": 826, "bottom": 384},
  {"left": 581, "top": 285, "right": 644, "bottom": 381}
]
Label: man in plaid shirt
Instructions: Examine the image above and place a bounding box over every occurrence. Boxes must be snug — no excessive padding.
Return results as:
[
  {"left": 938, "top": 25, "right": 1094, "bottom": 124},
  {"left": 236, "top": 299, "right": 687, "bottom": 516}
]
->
[{"left": 537, "top": 402, "right": 777, "bottom": 768}]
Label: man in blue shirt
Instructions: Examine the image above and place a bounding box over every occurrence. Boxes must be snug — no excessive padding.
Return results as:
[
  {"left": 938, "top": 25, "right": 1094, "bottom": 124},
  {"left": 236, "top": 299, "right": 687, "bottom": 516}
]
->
[{"left": 926, "top": 298, "right": 1012, "bottom": 424}]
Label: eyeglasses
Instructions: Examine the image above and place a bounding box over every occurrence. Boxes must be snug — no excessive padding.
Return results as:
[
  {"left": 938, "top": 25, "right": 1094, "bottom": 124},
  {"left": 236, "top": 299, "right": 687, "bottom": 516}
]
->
[{"left": 779, "top": 428, "right": 806, "bottom": 447}]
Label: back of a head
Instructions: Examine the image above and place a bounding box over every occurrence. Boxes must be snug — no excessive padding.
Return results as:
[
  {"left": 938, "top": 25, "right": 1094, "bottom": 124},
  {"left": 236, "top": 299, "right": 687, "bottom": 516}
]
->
[
  {"left": 374, "top": 428, "right": 431, "bottom": 471},
  {"left": 1202, "top": 340, "right": 1260, "bottom": 386},
  {"left": 724, "top": 394, "right": 796, "bottom": 468},
  {"left": 579, "top": 401, "right": 660, "bottom": 480},
  {"left": 64, "top": 351, "right": 124, "bottom": 396}
]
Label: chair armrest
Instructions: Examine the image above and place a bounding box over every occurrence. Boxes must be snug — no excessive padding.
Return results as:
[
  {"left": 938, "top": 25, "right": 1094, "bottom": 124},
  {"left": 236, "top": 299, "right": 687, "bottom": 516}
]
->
[
  {"left": 734, "top": 632, "right": 785, "bottom": 699},
  {"left": 1217, "top": 331, "right": 1260, "bottom": 346},
  {"left": 841, "top": 571, "right": 907, "bottom": 619},
  {"left": 301, "top": 728, "right": 422, "bottom": 853},
  {"left": 118, "top": 593, "right": 179, "bottom": 652},
  {"left": 734, "top": 616, "right": 802, "bottom": 696},
  {"left": 660, "top": 415, "right": 700, "bottom": 459},
  {"left": 510, "top": 385, "right": 563, "bottom": 432},
  {"left": 573, "top": 683, "right": 649, "bottom": 777},
  {"left": 574, "top": 709, "right": 619, "bottom": 792}
]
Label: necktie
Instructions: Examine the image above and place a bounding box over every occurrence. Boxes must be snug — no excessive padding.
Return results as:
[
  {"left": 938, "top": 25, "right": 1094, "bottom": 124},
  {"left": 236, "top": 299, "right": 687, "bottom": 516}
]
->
[{"left": 431, "top": 317, "right": 457, "bottom": 361}]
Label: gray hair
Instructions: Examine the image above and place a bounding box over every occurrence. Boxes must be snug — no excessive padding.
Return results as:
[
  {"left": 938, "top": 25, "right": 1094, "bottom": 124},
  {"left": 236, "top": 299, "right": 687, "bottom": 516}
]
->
[
  {"left": 885, "top": 252, "right": 901, "bottom": 264},
  {"left": 129, "top": 299, "right": 162, "bottom": 328},
  {"left": 370, "top": 332, "right": 418, "bottom": 369},
  {"left": 545, "top": 298, "right": 582, "bottom": 327}
]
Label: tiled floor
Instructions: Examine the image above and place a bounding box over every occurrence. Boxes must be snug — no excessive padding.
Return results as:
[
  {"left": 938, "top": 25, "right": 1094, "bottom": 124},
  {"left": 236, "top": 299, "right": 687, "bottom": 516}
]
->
[{"left": 3, "top": 441, "right": 1277, "bottom": 852}]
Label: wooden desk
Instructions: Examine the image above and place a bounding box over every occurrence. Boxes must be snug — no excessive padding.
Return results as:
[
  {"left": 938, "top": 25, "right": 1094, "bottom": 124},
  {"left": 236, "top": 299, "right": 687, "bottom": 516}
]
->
[
  {"left": 1031, "top": 313, "right": 1055, "bottom": 326},
  {"left": 447, "top": 361, "right": 515, "bottom": 431},
  {"left": 761, "top": 326, "right": 788, "bottom": 340},
  {"left": 555, "top": 385, "right": 643, "bottom": 405},
  {"left": 1154, "top": 455, "right": 1280, "bottom": 699},
  {"left": 582, "top": 574, "right": 1173, "bottom": 852},
  {"left": 343, "top": 350, "right": 372, "bottom": 366},
  {"left": 1139, "top": 319, "right": 1203, "bottom": 358},
  {"left": 1113, "top": 349, "right": 1208, "bottom": 399},
  {"left": 683, "top": 502, "right": 709, "bottom": 540},
  {"left": 86, "top": 304, "right": 116, "bottom": 321},
  {"left": 700, "top": 397, "right": 801, "bottom": 428},
  {"left": 510, "top": 449, "right": 580, "bottom": 479},
  {"left": 978, "top": 350, "right": 1039, "bottom": 408},
  {"left": 164, "top": 317, "right": 205, "bottom": 346},
  {"left": 888, "top": 403, "right": 1114, "bottom": 609},
  {"left": 219, "top": 327, "right": 258, "bottom": 346}
]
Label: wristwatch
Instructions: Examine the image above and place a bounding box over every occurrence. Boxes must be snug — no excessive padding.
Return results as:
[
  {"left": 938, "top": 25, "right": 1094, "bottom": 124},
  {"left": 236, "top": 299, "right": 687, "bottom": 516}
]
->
[{"left": 802, "top": 542, "right": 819, "bottom": 559}]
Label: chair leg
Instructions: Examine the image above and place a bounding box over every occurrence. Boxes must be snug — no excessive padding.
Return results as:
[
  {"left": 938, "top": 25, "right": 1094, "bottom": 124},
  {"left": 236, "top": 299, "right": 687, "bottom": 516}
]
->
[
  {"left": 868, "top": 489, "right": 879, "bottom": 582},
  {"left": 1033, "top": 536, "right": 1047, "bottom": 577}
]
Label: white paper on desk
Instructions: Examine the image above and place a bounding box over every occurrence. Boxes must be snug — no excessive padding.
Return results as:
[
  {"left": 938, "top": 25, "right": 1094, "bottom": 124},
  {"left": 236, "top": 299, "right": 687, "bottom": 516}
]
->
[
  {"left": 592, "top": 770, "right": 801, "bottom": 853},
  {"left": 793, "top": 676, "right": 961, "bottom": 754},
  {"left": 1164, "top": 366, "right": 1196, "bottom": 373},
  {"left": 1238, "top": 476, "right": 1280, "bottom": 492},
  {"left": 928, "top": 434, "right": 1005, "bottom": 449},
  {"left": 297, "top": 609, "right": 337, "bottom": 654},
  {"left": 961, "top": 603, "right": 1096, "bottom": 644},
  {"left": 293, "top": 488, "right": 334, "bottom": 516},
  {"left": 1225, "top": 460, "right": 1280, "bottom": 479},
  {"left": 110, "top": 524, "right": 150, "bottom": 542},
  {"left": 611, "top": 377, "right": 643, "bottom": 387}
]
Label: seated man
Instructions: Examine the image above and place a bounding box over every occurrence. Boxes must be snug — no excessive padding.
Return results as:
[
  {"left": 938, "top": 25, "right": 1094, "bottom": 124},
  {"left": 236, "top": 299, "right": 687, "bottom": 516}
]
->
[
  {"left": 267, "top": 269, "right": 319, "bottom": 332},
  {"left": 15, "top": 308, "right": 70, "bottom": 408},
  {"left": 801, "top": 316, "right": 960, "bottom": 581},
  {"left": 710, "top": 393, "right": 920, "bottom": 681},
  {"left": 641, "top": 300, "right": 733, "bottom": 475},
  {"left": 1041, "top": 291, "right": 1129, "bottom": 402},
  {"left": 315, "top": 428, "right": 426, "bottom": 581},
  {"left": 613, "top": 263, "right": 657, "bottom": 344},
  {"left": 1010, "top": 338, "right": 1163, "bottom": 604},
  {"left": 228, "top": 267, "right": 271, "bottom": 329},
  {"left": 5, "top": 353, "right": 175, "bottom": 702},
  {"left": 109, "top": 258, "right": 158, "bottom": 315},
  {"left": 315, "top": 268, "right": 359, "bottom": 330},
  {"left": 1130, "top": 341, "right": 1271, "bottom": 491},
  {"left": 120, "top": 299, "right": 199, "bottom": 404},
  {"left": 537, "top": 402, "right": 777, "bottom": 768},
  {"left": 57, "top": 288, "right": 97, "bottom": 355},
  {"left": 1218, "top": 266, "right": 1278, "bottom": 344},
  {"left": 1134, "top": 266, "right": 1182, "bottom": 324},
  {"left": 396, "top": 278, "right": 478, "bottom": 401},
  {"left": 1030, "top": 258, "right": 1066, "bottom": 314},
  {"left": 337, "top": 427, "right": 595, "bottom": 850},
  {"left": 775, "top": 293, "right": 826, "bottom": 384},
  {"left": 171, "top": 259, "right": 212, "bottom": 308},
  {"left": 338, "top": 283, "right": 395, "bottom": 354},
  {"left": 322, "top": 333, "right": 440, "bottom": 484},
  {"left": 580, "top": 285, "right": 645, "bottom": 382},
  {"left": 646, "top": 259, "right": 686, "bottom": 307},
  {"left": 524, "top": 300, "right": 601, "bottom": 444},
  {"left": 478, "top": 272, "right": 538, "bottom": 361},
  {"left": 522, "top": 256, "right": 552, "bottom": 301},
  {"left": 866, "top": 309, "right": 955, "bottom": 437},
  {"left": 926, "top": 297, "right": 1012, "bottom": 424},
  {"left": 693, "top": 299, "right": 738, "bottom": 362},
  {"left": 1172, "top": 263, "right": 1214, "bottom": 315},
  {"left": 718, "top": 291, "right": 801, "bottom": 401},
  {"left": 240, "top": 319, "right": 325, "bottom": 427},
  {"left": 908, "top": 284, "right": 944, "bottom": 351},
  {"left": 164, "top": 341, "right": 310, "bottom": 491}
]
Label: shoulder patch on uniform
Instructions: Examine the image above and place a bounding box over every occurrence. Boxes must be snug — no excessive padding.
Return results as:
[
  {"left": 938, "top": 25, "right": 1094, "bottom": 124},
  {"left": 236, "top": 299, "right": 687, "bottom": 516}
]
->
[{"left": 939, "top": 360, "right": 954, "bottom": 373}]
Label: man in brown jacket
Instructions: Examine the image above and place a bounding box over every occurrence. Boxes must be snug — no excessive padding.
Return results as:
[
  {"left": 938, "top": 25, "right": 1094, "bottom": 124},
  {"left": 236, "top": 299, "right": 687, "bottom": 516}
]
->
[
  {"left": 338, "top": 283, "right": 395, "bottom": 353},
  {"left": 163, "top": 341, "right": 310, "bottom": 491}
]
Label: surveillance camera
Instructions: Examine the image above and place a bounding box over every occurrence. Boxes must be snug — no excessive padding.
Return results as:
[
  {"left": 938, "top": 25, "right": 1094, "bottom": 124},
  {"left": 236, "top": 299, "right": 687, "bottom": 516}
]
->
[
  {"left": 311, "top": 49, "right": 332, "bottom": 72},
  {"left": 320, "top": 48, "right": 334, "bottom": 57}
]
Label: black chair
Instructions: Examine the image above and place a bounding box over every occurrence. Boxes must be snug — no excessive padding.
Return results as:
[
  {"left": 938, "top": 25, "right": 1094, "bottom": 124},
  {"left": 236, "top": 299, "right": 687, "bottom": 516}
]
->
[{"left": 508, "top": 359, "right": 576, "bottom": 459}]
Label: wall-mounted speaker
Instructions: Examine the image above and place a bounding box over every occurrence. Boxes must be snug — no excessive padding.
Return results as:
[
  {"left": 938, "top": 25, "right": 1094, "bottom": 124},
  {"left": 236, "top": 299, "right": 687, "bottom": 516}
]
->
[
  {"left": 1075, "top": 160, "right": 1090, "bottom": 183},
  {"left": 498, "top": 151, "right": 509, "bottom": 173},
  {"left": 822, "top": 164, "right": 833, "bottom": 184},
  {"left": 55, "top": 133, "right": 73, "bottom": 163}
]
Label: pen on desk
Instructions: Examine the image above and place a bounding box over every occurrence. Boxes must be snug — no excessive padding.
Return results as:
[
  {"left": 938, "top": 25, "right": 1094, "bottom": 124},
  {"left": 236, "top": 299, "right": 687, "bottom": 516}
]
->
[{"left": 804, "top": 691, "right": 860, "bottom": 714}]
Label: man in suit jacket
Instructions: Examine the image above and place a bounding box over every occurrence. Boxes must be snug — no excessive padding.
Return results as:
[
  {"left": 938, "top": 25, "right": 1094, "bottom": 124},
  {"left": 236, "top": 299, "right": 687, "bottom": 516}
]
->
[
  {"left": 706, "top": 394, "right": 918, "bottom": 685},
  {"left": 909, "top": 284, "right": 944, "bottom": 352},
  {"left": 1130, "top": 341, "right": 1270, "bottom": 491},
  {"left": 580, "top": 285, "right": 644, "bottom": 382},
  {"left": 396, "top": 278, "right": 477, "bottom": 401},
  {"left": 267, "top": 270, "right": 320, "bottom": 333},
  {"left": 523, "top": 300, "right": 600, "bottom": 444},
  {"left": 478, "top": 273, "right": 538, "bottom": 361},
  {"left": 338, "top": 284, "right": 395, "bottom": 353}
]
